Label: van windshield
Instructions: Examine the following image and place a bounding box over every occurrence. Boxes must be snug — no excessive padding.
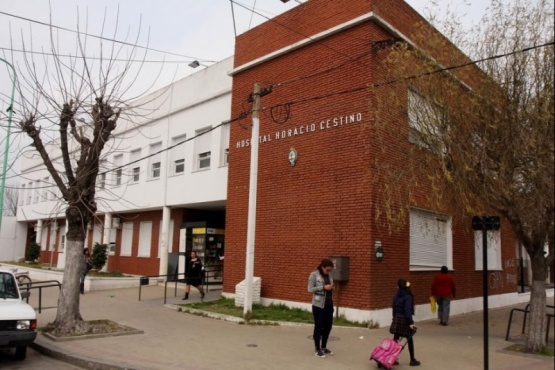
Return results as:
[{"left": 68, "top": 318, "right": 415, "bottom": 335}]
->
[{"left": 0, "top": 272, "right": 19, "bottom": 299}]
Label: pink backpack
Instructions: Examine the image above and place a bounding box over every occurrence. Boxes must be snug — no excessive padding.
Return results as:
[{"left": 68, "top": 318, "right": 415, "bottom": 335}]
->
[{"left": 370, "top": 338, "right": 402, "bottom": 370}]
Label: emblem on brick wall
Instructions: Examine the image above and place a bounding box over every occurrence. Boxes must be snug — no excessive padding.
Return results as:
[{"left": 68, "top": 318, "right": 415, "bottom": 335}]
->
[{"left": 288, "top": 147, "right": 298, "bottom": 167}]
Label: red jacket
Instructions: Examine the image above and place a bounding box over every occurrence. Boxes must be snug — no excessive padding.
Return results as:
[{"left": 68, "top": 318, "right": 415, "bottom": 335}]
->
[{"left": 431, "top": 273, "right": 456, "bottom": 298}]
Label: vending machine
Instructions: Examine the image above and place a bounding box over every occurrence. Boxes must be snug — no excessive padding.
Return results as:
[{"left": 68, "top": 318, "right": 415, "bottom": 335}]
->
[{"left": 179, "top": 221, "right": 225, "bottom": 285}]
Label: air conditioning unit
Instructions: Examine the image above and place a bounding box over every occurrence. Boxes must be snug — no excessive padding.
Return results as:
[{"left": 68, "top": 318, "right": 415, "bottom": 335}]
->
[{"left": 111, "top": 217, "right": 121, "bottom": 229}]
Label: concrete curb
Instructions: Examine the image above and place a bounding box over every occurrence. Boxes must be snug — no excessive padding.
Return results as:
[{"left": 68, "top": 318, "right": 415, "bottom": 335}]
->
[{"left": 31, "top": 334, "right": 139, "bottom": 370}]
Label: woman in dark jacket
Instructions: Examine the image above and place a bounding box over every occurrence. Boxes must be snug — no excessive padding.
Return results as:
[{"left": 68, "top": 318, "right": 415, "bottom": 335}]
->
[
  {"left": 390, "top": 279, "right": 420, "bottom": 367},
  {"left": 183, "top": 251, "right": 205, "bottom": 300}
]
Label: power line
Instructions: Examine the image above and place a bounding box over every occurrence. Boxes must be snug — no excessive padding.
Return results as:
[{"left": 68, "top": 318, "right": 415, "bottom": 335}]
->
[
  {"left": 4, "top": 110, "right": 250, "bottom": 190},
  {"left": 6, "top": 41, "right": 552, "bottom": 189},
  {"left": 372, "top": 41, "right": 555, "bottom": 88},
  {"left": 229, "top": 0, "right": 371, "bottom": 70},
  {"left": 0, "top": 10, "right": 216, "bottom": 63},
  {"left": 0, "top": 47, "right": 205, "bottom": 64}
]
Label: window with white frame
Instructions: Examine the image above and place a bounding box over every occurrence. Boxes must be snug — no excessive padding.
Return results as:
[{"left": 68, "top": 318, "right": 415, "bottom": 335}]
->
[
  {"left": 149, "top": 143, "right": 162, "bottom": 179},
  {"left": 158, "top": 220, "right": 174, "bottom": 258},
  {"left": 474, "top": 230, "right": 502, "bottom": 270},
  {"left": 170, "top": 135, "right": 186, "bottom": 175},
  {"left": 220, "top": 123, "right": 230, "bottom": 167},
  {"left": 194, "top": 127, "right": 211, "bottom": 170},
  {"left": 113, "top": 154, "right": 123, "bottom": 186},
  {"left": 98, "top": 173, "right": 106, "bottom": 189},
  {"left": 408, "top": 88, "right": 446, "bottom": 150},
  {"left": 50, "top": 184, "right": 57, "bottom": 200},
  {"left": 42, "top": 177, "right": 49, "bottom": 201},
  {"left": 34, "top": 180, "right": 41, "bottom": 203},
  {"left": 60, "top": 227, "right": 66, "bottom": 252},
  {"left": 108, "top": 227, "right": 117, "bottom": 255},
  {"left": 50, "top": 223, "right": 57, "bottom": 251},
  {"left": 27, "top": 182, "right": 32, "bottom": 204},
  {"left": 92, "top": 224, "right": 102, "bottom": 246},
  {"left": 138, "top": 221, "right": 152, "bottom": 257},
  {"left": 120, "top": 222, "right": 134, "bottom": 256},
  {"left": 129, "top": 149, "right": 141, "bottom": 183},
  {"left": 20, "top": 184, "right": 25, "bottom": 206},
  {"left": 198, "top": 152, "right": 211, "bottom": 169},
  {"left": 409, "top": 208, "right": 452, "bottom": 270},
  {"left": 97, "top": 161, "right": 107, "bottom": 189}
]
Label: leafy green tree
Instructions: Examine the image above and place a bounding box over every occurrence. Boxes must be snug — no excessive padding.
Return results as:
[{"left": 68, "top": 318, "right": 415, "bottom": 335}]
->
[
  {"left": 373, "top": 0, "right": 553, "bottom": 353},
  {"left": 91, "top": 243, "right": 108, "bottom": 271},
  {"left": 28, "top": 242, "right": 41, "bottom": 263}
]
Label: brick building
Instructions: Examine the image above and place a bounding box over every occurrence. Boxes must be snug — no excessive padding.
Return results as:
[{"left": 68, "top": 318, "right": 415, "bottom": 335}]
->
[{"left": 224, "top": 0, "right": 528, "bottom": 324}]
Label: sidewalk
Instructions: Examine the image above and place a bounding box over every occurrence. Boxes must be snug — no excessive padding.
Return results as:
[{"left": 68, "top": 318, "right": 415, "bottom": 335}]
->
[{"left": 28, "top": 285, "right": 554, "bottom": 370}]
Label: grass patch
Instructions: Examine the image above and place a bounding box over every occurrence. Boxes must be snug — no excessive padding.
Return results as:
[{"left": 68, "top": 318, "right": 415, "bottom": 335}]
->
[
  {"left": 0, "top": 261, "right": 40, "bottom": 268},
  {"left": 87, "top": 270, "right": 125, "bottom": 277},
  {"left": 0, "top": 262, "right": 125, "bottom": 277},
  {"left": 506, "top": 344, "right": 554, "bottom": 357},
  {"left": 182, "top": 298, "right": 376, "bottom": 328}
]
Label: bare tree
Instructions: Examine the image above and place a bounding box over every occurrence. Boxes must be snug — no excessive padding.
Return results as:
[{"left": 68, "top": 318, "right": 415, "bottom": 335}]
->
[
  {"left": 3, "top": 185, "right": 19, "bottom": 216},
  {"left": 9, "top": 12, "right": 162, "bottom": 336},
  {"left": 372, "top": 0, "right": 553, "bottom": 352}
]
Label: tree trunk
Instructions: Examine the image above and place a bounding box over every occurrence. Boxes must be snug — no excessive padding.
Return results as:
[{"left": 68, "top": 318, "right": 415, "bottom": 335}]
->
[
  {"left": 52, "top": 238, "right": 87, "bottom": 336},
  {"left": 525, "top": 252, "right": 548, "bottom": 352}
]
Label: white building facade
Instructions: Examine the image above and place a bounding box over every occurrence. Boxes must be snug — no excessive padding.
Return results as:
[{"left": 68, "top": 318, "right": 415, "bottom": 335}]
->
[{"left": 16, "top": 57, "right": 233, "bottom": 278}]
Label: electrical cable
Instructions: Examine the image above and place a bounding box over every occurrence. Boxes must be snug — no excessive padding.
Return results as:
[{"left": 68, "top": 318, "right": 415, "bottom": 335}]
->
[
  {"left": 6, "top": 41, "right": 552, "bottom": 189},
  {"left": 229, "top": 0, "right": 372, "bottom": 70},
  {"left": 0, "top": 10, "right": 215, "bottom": 62},
  {"left": 0, "top": 47, "right": 208, "bottom": 64}
]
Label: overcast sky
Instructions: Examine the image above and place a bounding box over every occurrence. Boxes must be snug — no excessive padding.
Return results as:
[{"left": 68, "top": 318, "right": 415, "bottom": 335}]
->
[{"left": 0, "top": 0, "right": 490, "bottom": 179}]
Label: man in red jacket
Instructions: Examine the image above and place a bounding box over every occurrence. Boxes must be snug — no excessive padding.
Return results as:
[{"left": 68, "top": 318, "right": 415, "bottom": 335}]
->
[{"left": 431, "top": 266, "right": 456, "bottom": 326}]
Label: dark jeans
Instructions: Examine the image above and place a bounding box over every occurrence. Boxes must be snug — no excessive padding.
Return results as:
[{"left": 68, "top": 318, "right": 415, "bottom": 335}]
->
[{"left": 312, "top": 304, "right": 334, "bottom": 350}]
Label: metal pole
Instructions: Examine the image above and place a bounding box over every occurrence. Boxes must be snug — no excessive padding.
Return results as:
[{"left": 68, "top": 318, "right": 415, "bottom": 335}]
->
[
  {"left": 482, "top": 225, "right": 489, "bottom": 370},
  {"left": 0, "top": 57, "right": 16, "bottom": 231},
  {"left": 519, "top": 257, "right": 524, "bottom": 293},
  {"left": 243, "top": 83, "right": 260, "bottom": 317}
]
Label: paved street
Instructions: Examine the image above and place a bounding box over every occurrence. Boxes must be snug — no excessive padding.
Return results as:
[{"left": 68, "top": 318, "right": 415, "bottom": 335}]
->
[{"left": 0, "top": 347, "right": 83, "bottom": 369}]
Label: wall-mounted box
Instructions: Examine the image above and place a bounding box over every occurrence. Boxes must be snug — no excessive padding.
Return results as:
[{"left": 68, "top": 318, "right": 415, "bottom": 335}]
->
[{"left": 329, "top": 255, "right": 350, "bottom": 282}]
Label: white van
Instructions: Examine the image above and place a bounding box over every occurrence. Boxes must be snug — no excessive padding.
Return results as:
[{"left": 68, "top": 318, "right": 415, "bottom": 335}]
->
[{"left": 0, "top": 268, "right": 37, "bottom": 360}]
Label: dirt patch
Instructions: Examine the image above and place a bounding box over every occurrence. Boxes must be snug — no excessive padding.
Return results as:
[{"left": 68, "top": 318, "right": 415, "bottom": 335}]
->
[
  {"left": 505, "top": 344, "right": 554, "bottom": 357},
  {"left": 41, "top": 320, "right": 143, "bottom": 341}
]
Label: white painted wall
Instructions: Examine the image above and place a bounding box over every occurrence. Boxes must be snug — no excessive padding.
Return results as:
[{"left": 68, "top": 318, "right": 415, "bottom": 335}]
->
[
  {"left": 16, "top": 57, "right": 233, "bottom": 222},
  {"left": 0, "top": 216, "right": 27, "bottom": 261}
]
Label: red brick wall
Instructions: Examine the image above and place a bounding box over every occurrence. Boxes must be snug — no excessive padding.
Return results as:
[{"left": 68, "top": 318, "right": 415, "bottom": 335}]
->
[
  {"left": 105, "top": 209, "right": 224, "bottom": 276},
  {"left": 226, "top": 0, "right": 518, "bottom": 311},
  {"left": 107, "top": 209, "right": 183, "bottom": 276}
]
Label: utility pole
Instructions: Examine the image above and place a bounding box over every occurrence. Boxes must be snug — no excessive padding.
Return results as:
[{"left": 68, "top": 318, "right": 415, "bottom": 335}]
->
[
  {"left": 243, "top": 83, "right": 261, "bottom": 317},
  {"left": 0, "top": 58, "right": 16, "bottom": 231}
]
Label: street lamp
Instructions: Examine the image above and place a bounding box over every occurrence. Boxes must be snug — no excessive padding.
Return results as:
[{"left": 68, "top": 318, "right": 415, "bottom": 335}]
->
[{"left": 0, "top": 57, "right": 16, "bottom": 231}]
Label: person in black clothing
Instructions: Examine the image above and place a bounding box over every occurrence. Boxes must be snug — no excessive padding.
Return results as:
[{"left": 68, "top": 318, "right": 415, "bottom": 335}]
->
[
  {"left": 390, "top": 279, "right": 420, "bottom": 367},
  {"left": 80, "top": 248, "right": 93, "bottom": 295},
  {"left": 183, "top": 251, "right": 205, "bottom": 300}
]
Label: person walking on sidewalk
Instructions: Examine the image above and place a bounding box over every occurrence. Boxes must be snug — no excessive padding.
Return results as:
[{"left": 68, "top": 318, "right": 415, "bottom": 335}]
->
[
  {"left": 307, "top": 258, "right": 335, "bottom": 359},
  {"left": 183, "top": 251, "right": 205, "bottom": 300},
  {"left": 431, "top": 266, "right": 456, "bottom": 326},
  {"left": 390, "top": 279, "right": 420, "bottom": 367}
]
